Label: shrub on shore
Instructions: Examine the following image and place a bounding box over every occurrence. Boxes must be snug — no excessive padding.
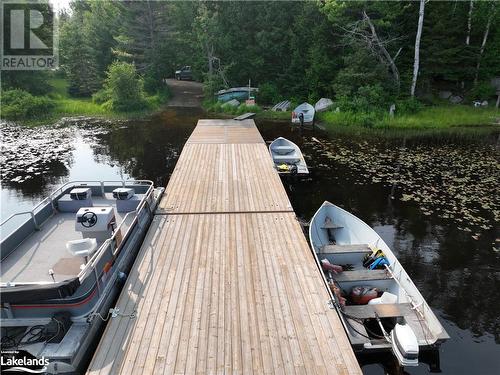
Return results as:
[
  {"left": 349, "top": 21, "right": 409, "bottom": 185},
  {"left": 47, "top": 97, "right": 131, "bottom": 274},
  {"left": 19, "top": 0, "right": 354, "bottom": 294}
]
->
[
  {"left": 94, "top": 62, "right": 147, "bottom": 112},
  {"left": 1, "top": 89, "right": 55, "bottom": 120}
]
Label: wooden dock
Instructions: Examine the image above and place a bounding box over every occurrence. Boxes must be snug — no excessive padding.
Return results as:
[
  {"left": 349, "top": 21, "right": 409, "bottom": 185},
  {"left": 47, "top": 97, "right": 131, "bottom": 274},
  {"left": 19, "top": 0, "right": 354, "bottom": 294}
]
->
[{"left": 87, "top": 119, "right": 361, "bottom": 375}]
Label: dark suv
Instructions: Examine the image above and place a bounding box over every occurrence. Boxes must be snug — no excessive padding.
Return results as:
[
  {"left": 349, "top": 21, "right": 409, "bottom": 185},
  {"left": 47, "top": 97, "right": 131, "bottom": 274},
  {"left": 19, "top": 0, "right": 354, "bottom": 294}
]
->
[{"left": 175, "top": 66, "right": 192, "bottom": 80}]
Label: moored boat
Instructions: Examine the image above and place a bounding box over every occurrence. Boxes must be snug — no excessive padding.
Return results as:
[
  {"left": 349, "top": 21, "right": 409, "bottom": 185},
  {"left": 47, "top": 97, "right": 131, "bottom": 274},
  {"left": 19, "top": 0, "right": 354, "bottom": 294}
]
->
[
  {"left": 269, "top": 137, "right": 309, "bottom": 175},
  {"left": 309, "top": 201, "right": 449, "bottom": 367},
  {"left": 291, "top": 102, "right": 315, "bottom": 126},
  {"left": 0, "top": 180, "right": 164, "bottom": 374}
]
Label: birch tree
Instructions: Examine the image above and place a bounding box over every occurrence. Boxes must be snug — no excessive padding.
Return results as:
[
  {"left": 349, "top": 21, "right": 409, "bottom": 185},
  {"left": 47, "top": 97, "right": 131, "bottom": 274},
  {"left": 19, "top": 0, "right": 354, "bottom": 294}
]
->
[
  {"left": 474, "top": 3, "right": 496, "bottom": 86},
  {"left": 462, "top": 0, "right": 474, "bottom": 88},
  {"left": 411, "top": 0, "right": 425, "bottom": 97},
  {"left": 465, "top": 0, "right": 474, "bottom": 46}
]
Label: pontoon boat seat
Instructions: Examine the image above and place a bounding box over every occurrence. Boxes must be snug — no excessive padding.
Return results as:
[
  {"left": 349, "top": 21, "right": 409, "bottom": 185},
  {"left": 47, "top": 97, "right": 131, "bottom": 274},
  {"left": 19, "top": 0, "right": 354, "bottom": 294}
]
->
[
  {"left": 115, "top": 195, "right": 142, "bottom": 213},
  {"left": 66, "top": 238, "right": 98, "bottom": 259}
]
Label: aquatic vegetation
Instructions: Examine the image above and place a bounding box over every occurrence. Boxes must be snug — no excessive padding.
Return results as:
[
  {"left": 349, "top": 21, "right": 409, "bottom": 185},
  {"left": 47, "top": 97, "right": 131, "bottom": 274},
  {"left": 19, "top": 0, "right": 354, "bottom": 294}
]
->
[
  {"left": 305, "top": 136, "right": 500, "bottom": 241},
  {"left": 0, "top": 118, "right": 117, "bottom": 184}
]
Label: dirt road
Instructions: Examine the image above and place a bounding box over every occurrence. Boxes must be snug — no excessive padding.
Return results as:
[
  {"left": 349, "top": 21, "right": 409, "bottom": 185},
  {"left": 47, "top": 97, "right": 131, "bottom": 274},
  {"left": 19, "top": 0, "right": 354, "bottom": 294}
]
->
[{"left": 166, "top": 79, "right": 204, "bottom": 108}]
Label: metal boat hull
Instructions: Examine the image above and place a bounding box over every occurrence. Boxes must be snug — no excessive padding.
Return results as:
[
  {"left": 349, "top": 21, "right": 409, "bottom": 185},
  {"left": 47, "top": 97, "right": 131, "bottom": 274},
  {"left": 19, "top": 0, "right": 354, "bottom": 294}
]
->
[
  {"left": 269, "top": 137, "right": 309, "bottom": 175},
  {"left": 0, "top": 181, "right": 164, "bottom": 374},
  {"left": 308, "top": 201, "right": 448, "bottom": 356}
]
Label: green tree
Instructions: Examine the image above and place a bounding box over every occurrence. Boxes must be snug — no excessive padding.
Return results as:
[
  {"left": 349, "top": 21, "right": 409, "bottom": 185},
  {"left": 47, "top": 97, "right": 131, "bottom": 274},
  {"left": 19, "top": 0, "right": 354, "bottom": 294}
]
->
[
  {"left": 59, "top": 1, "right": 100, "bottom": 96},
  {"left": 102, "top": 61, "right": 145, "bottom": 111}
]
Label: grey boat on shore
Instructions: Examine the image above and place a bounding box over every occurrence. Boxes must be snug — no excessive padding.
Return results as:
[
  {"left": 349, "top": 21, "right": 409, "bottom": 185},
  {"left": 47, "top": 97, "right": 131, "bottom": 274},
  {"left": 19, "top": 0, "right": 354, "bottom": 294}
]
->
[{"left": 0, "top": 180, "right": 164, "bottom": 374}]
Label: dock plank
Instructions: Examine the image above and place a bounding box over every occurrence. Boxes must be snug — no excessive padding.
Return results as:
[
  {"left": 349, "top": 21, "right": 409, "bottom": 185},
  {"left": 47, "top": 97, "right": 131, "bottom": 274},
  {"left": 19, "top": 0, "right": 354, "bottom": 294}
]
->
[
  {"left": 158, "top": 143, "right": 292, "bottom": 214},
  {"left": 86, "top": 119, "right": 361, "bottom": 375}
]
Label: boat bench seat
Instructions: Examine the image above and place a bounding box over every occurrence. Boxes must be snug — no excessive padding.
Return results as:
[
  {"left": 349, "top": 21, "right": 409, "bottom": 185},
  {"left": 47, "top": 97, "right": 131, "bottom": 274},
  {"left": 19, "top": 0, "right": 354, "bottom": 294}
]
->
[
  {"left": 321, "top": 223, "right": 343, "bottom": 229},
  {"left": 273, "top": 155, "right": 300, "bottom": 162},
  {"left": 319, "top": 244, "right": 370, "bottom": 255},
  {"left": 272, "top": 146, "right": 295, "bottom": 154},
  {"left": 57, "top": 195, "right": 93, "bottom": 212},
  {"left": 334, "top": 269, "right": 391, "bottom": 282},
  {"left": 344, "top": 304, "right": 441, "bottom": 343},
  {"left": 342, "top": 303, "right": 413, "bottom": 319}
]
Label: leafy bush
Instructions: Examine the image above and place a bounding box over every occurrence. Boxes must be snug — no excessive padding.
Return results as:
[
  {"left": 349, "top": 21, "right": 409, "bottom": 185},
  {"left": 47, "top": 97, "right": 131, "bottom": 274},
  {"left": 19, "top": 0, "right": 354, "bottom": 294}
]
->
[
  {"left": 257, "top": 83, "right": 280, "bottom": 104},
  {"left": 203, "top": 74, "right": 226, "bottom": 98},
  {"left": 334, "top": 84, "right": 392, "bottom": 114},
  {"left": 235, "top": 104, "right": 262, "bottom": 115},
  {"left": 1, "top": 89, "right": 54, "bottom": 120},
  {"left": 144, "top": 74, "right": 161, "bottom": 95},
  {"left": 395, "top": 98, "right": 423, "bottom": 115},
  {"left": 92, "top": 88, "right": 110, "bottom": 104},
  {"left": 102, "top": 62, "right": 146, "bottom": 111},
  {"left": 467, "top": 82, "right": 495, "bottom": 101}
]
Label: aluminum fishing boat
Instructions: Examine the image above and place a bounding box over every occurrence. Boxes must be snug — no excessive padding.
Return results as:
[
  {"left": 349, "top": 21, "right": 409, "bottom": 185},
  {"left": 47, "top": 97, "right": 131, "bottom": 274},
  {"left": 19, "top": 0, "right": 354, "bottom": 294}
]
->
[
  {"left": 314, "top": 97, "right": 333, "bottom": 113},
  {"left": 269, "top": 137, "right": 309, "bottom": 175},
  {"left": 291, "top": 102, "right": 315, "bottom": 126},
  {"left": 0, "top": 180, "right": 164, "bottom": 374},
  {"left": 309, "top": 201, "right": 449, "bottom": 367},
  {"left": 216, "top": 87, "right": 258, "bottom": 102}
]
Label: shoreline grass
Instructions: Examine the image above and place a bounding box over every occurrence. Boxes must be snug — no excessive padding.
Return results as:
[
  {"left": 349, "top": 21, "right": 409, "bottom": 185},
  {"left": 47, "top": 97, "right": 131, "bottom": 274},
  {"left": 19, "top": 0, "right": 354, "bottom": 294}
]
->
[
  {"left": 205, "top": 98, "right": 498, "bottom": 132},
  {"left": 317, "top": 105, "right": 498, "bottom": 129},
  {"left": 2, "top": 78, "right": 170, "bottom": 126}
]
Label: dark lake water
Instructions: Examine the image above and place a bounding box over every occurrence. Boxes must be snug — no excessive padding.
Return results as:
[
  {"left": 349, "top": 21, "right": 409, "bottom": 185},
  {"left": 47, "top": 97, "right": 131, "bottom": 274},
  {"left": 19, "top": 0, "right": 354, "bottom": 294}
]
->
[{"left": 1, "top": 109, "right": 499, "bottom": 374}]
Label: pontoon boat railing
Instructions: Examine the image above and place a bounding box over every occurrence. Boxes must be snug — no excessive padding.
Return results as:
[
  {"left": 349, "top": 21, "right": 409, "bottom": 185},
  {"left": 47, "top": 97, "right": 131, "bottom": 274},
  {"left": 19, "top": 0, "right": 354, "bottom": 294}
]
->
[
  {"left": 0, "top": 180, "right": 156, "bottom": 288},
  {"left": 0, "top": 180, "right": 154, "bottom": 231}
]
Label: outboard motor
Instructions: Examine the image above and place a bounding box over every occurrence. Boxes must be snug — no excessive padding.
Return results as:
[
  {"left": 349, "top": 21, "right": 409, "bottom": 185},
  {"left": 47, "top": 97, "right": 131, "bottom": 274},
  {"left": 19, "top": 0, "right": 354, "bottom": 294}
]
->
[
  {"left": 375, "top": 314, "right": 419, "bottom": 367},
  {"left": 391, "top": 322, "right": 419, "bottom": 367}
]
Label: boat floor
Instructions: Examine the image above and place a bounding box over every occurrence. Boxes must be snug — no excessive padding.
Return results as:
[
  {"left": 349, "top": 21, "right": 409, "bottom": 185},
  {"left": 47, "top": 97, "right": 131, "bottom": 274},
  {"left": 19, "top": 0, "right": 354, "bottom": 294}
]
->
[{"left": 1, "top": 197, "right": 131, "bottom": 284}]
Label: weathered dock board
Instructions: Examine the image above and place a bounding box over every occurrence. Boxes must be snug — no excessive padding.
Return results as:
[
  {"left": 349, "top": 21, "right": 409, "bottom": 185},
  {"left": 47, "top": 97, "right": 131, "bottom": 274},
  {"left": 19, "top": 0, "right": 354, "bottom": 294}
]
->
[{"left": 87, "top": 120, "right": 361, "bottom": 375}]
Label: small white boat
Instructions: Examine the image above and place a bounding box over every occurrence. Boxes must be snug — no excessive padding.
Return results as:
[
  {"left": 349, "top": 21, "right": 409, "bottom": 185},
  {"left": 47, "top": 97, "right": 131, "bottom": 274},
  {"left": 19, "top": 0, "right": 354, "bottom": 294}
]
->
[
  {"left": 269, "top": 137, "right": 309, "bottom": 175},
  {"left": 0, "top": 180, "right": 164, "bottom": 374},
  {"left": 309, "top": 201, "right": 449, "bottom": 367},
  {"left": 291, "top": 102, "right": 315, "bottom": 126},
  {"left": 314, "top": 97, "right": 333, "bottom": 112}
]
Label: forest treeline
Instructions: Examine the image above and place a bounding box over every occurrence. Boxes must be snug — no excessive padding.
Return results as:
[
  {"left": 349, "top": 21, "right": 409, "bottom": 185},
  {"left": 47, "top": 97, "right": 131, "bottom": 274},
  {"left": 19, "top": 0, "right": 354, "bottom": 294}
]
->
[{"left": 1, "top": 0, "right": 499, "bottom": 120}]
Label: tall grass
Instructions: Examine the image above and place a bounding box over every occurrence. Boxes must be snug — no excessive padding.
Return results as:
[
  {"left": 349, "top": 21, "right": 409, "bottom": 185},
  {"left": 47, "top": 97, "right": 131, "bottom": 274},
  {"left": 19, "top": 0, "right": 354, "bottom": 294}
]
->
[
  {"left": 318, "top": 105, "right": 498, "bottom": 129},
  {"left": 47, "top": 78, "right": 169, "bottom": 120},
  {"left": 205, "top": 100, "right": 262, "bottom": 116},
  {"left": 54, "top": 98, "right": 109, "bottom": 116}
]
